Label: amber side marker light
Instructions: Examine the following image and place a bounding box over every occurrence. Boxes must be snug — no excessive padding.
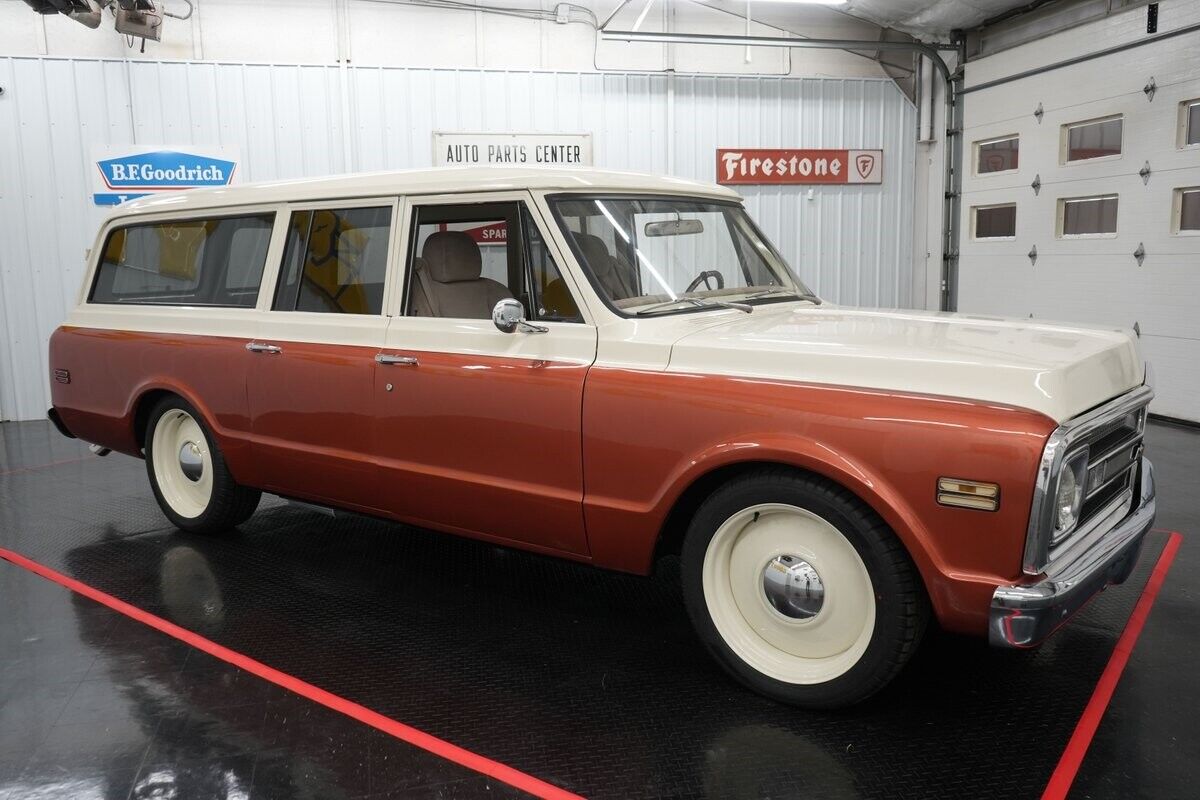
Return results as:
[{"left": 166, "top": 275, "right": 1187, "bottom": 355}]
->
[{"left": 937, "top": 478, "right": 1000, "bottom": 511}]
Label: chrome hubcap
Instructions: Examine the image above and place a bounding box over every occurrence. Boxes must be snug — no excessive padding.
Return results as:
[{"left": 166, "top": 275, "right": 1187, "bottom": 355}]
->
[
  {"left": 762, "top": 554, "right": 825, "bottom": 620},
  {"left": 178, "top": 441, "right": 204, "bottom": 482}
]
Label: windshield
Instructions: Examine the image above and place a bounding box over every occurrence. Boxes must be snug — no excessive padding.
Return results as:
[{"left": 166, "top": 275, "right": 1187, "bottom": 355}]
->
[{"left": 548, "top": 195, "right": 816, "bottom": 315}]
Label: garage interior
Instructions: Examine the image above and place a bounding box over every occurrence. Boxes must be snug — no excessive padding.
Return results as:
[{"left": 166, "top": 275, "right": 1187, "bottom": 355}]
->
[{"left": 1, "top": 1, "right": 1198, "bottom": 799}]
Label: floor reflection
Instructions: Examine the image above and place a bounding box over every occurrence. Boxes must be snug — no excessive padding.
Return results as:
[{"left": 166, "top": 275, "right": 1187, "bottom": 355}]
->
[{"left": 0, "top": 418, "right": 1178, "bottom": 800}]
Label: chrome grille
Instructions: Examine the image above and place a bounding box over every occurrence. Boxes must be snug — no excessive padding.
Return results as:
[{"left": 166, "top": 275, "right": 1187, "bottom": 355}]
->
[
  {"left": 1049, "top": 407, "right": 1146, "bottom": 550},
  {"left": 1022, "top": 386, "right": 1152, "bottom": 575}
]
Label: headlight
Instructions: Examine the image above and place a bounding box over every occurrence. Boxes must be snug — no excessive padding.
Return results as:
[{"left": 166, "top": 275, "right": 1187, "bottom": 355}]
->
[{"left": 1052, "top": 451, "right": 1089, "bottom": 540}]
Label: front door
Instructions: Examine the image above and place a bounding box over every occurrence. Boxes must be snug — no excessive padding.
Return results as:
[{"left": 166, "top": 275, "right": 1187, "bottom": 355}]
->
[
  {"left": 374, "top": 193, "right": 597, "bottom": 556},
  {"left": 246, "top": 199, "right": 398, "bottom": 511}
]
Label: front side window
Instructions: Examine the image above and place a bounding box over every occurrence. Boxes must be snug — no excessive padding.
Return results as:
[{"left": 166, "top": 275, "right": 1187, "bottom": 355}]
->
[
  {"left": 972, "top": 203, "right": 1017, "bottom": 239},
  {"left": 406, "top": 201, "right": 581, "bottom": 322},
  {"left": 975, "top": 136, "right": 1019, "bottom": 174},
  {"left": 548, "top": 195, "right": 811, "bottom": 316},
  {"left": 1059, "top": 195, "right": 1118, "bottom": 237},
  {"left": 273, "top": 206, "right": 392, "bottom": 315},
  {"left": 90, "top": 213, "right": 274, "bottom": 307},
  {"left": 1063, "top": 116, "right": 1123, "bottom": 162}
]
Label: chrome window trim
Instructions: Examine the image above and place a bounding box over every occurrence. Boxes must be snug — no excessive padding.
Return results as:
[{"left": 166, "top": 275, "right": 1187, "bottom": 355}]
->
[{"left": 1022, "top": 383, "right": 1153, "bottom": 576}]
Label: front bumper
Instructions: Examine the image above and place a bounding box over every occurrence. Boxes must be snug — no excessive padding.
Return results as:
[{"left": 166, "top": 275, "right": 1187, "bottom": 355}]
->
[{"left": 989, "top": 456, "right": 1156, "bottom": 648}]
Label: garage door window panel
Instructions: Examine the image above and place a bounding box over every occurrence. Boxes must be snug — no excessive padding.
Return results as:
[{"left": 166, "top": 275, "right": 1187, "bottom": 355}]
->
[
  {"left": 1058, "top": 195, "right": 1118, "bottom": 237},
  {"left": 89, "top": 213, "right": 275, "bottom": 307},
  {"left": 972, "top": 204, "right": 1017, "bottom": 240},
  {"left": 1062, "top": 116, "right": 1123, "bottom": 163},
  {"left": 1181, "top": 100, "right": 1200, "bottom": 148},
  {"left": 1174, "top": 188, "right": 1200, "bottom": 235},
  {"left": 975, "top": 136, "right": 1019, "bottom": 175},
  {"left": 272, "top": 206, "right": 393, "bottom": 315}
]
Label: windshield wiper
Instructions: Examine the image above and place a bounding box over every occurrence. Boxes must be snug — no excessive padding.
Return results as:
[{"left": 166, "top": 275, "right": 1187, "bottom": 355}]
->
[
  {"left": 739, "top": 287, "right": 822, "bottom": 304},
  {"left": 633, "top": 297, "right": 753, "bottom": 316}
]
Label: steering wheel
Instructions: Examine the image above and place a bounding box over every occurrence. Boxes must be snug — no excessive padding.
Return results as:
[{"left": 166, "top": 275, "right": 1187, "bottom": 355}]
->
[{"left": 685, "top": 270, "right": 725, "bottom": 293}]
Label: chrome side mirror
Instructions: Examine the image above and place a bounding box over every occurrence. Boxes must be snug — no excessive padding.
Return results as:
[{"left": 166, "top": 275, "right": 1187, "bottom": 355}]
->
[{"left": 492, "top": 299, "right": 548, "bottom": 334}]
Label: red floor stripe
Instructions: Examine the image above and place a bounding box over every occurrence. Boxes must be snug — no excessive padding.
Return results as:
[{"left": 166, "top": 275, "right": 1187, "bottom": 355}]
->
[
  {"left": 1041, "top": 530, "right": 1183, "bottom": 800},
  {"left": 0, "top": 454, "right": 95, "bottom": 476},
  {"left": 0, "top": 546, "right": 583, "bottom": 800}
]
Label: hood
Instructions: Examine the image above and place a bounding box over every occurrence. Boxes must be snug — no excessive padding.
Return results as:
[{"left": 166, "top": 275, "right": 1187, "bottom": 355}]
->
[{"left": 667, "top": 305, "right": 1144, "bottom": 423}]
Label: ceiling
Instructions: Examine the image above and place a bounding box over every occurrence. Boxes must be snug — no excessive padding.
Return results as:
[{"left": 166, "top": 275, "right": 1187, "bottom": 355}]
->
[
  {"left": 697, "top": 0, "right": 1054, "bottom": 42},
  {"left": 841, "top": 0, "right": 1047, "bottom": 40}
]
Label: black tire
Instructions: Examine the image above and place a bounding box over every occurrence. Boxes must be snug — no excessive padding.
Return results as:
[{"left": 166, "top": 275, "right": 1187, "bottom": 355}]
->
[
  {"left": 680, "top": 467, "right": 929, "bottom": 709},
  {"left": 144, "top": 395, "right": 261, "bottom": 534}
]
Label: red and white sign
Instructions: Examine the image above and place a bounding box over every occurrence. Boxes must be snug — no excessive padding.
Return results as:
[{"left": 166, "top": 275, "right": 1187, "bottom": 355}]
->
[
  {"left": 453, "top": 221, "right": 507, "bottom": 245},
  {"left": 716, "top": 149, "right": 883, "bottom": 185}
]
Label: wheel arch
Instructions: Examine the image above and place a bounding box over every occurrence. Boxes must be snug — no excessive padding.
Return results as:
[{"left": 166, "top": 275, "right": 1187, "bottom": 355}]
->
[
  {"left": 649, "top": 444, "right": 947, "bottom": 619},
  {"left": 132, "top": 388, "right": 178, "bottom": 450},
  {"left": 125, "top": 381, "right": 253, "bottom": 486}
]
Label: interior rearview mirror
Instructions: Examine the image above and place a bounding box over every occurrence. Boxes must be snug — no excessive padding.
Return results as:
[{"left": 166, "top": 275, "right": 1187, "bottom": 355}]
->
[{"left": 644, "top": 219, "right": 704, "bottom": 237}]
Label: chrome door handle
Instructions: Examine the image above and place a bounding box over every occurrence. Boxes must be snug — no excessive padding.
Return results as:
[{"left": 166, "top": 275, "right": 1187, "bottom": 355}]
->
[
  {"left": 376, "top": 354, "right": 418, "bottom": 366},
  {"left": 245, "top": 342, "right": 282, "bottom": 354}
]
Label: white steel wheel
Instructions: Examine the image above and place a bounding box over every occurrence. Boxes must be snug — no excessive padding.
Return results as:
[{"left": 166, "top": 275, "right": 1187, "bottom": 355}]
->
[
  {"left": 144, "top": 396, "right": 261, "bottom": 535},
  {"left": 680, "top": 468, "right": 928, "bottom": 708},
  {"left": 150, "top": 408, "right": 214, "bottom": 519},
  {"left": 702, "top": 503, "right": 875, "bottom": 685}
]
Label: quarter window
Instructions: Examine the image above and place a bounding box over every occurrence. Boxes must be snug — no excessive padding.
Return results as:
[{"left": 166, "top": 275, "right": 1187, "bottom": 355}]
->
[
  {"left": 1058, "top": 195, "right": 1118, "bottom": 237},
  {"left": 972, "top": 203, "right": 1017, "bottom": 240},
  {"left": 1174, "top": 187, "right": 1200, "bottom": 234},
  {"left": 975, "top": 136, "right": 1019, "bottom": 174},
  {"left": 522, "top": 208, "right": 582, "bottom": 322},
  {"left": 1063, "top": 116, "right": 1123, "bottom": 162},
  {"left": 89, "top": 214, "right": 274, "bottom": 307},
  {"left": 273, "top": 206, "right": 392, "bottom": 315}
]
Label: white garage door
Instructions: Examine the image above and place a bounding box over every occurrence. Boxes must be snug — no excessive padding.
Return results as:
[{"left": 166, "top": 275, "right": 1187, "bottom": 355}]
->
[{"left": 957, "top": 25, "right": 1200, "bottom": 423}]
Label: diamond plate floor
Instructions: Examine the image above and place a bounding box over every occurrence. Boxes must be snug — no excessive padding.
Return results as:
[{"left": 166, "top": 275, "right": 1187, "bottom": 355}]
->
[{"left": 0, "top": 419, "right": 1193, "bottom": 800}]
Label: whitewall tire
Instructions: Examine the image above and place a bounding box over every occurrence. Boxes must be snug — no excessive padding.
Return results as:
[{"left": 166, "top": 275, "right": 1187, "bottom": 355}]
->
[
  {"left": 144, "top": 396, "right": 261, "bottom": 534},
  {"left": 681, "top": 468, "right": 928, "bottom": 708}
]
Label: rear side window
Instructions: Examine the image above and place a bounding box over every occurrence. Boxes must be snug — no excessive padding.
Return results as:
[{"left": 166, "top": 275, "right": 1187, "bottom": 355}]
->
[
  {"left": 272, "top": 206, "right": 392, "bottom": 315},
  {"left": 89, "top": 214, "right": 274, "bottom": 307}
]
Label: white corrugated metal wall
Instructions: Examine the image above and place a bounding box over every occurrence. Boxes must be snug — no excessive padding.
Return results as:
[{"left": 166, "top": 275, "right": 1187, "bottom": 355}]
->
[{"left": 0, "top": 57, "right": 916, "bottom": 421}]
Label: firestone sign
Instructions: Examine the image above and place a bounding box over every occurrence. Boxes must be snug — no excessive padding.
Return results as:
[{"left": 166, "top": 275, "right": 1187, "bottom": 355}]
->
[
  {"left": 91, "top": 146, "right": 240, "bottom": 206},
  {"left": 716, "top": 148, "right": 883, "bottom": 185}
]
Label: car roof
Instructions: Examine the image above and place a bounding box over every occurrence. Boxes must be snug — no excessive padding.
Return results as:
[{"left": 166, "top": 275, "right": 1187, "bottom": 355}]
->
[{"left": 112, "top": 166, "right": 741, "bottom": 217}]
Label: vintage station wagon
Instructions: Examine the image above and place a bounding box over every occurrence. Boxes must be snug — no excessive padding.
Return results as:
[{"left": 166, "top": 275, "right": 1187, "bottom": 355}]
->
[{"left": 48, "top": 167, "right": 1156, "bottom": 708}]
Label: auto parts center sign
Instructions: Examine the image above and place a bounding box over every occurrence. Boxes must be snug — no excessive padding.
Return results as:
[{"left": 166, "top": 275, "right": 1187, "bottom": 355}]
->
[
  {"left": 716, "top": 149, "right": 882, "bottom": 185},
  {"left": 91, "top": 146, "right": 240, "bottom": 205}
]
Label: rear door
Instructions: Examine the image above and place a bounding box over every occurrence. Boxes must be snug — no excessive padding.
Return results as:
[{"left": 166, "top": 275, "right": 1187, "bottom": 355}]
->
[
  {"left": 373, "top": 191, "right": 598, "bottom": 555},
  {"left": 245, "top": 198, "right": 399, "bottom": 511}
]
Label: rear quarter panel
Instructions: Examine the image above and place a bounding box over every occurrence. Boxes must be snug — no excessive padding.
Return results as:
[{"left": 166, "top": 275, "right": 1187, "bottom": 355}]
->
[{"left": 49, "top": 326, "right": 255, "bottom": 481}]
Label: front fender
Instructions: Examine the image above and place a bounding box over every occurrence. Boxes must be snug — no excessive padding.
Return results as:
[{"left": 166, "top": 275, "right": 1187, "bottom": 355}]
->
[
  {"left": 653, "top": 433, "right": 951, "bottom": 594},
  {"left": 580, "top": 367, "right": 1056, "bottom": 634}
]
